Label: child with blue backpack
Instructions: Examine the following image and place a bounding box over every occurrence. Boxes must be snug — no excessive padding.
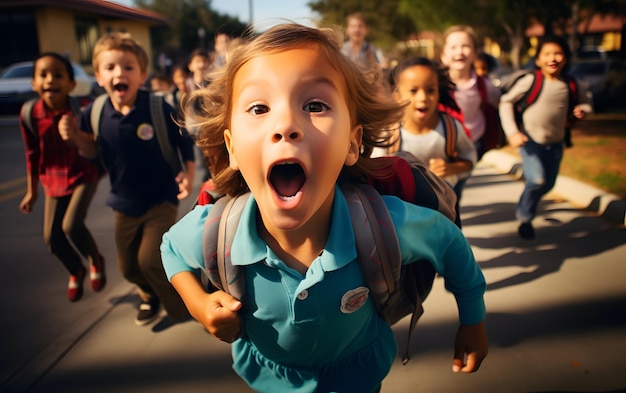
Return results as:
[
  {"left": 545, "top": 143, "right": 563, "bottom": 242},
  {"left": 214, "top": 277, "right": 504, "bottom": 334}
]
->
[
  {"left": 499, "top": 35, "right": 592, "bottom": 240},
  {"left": 161, "top": 24, "right": 487, "bottom": 393}
]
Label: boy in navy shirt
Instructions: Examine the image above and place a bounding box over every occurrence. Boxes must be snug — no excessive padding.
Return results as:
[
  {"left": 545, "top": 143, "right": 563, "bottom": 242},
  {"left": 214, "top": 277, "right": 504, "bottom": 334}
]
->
[{"left": 61, "top": 32, "right": 195, "bottom": 326}]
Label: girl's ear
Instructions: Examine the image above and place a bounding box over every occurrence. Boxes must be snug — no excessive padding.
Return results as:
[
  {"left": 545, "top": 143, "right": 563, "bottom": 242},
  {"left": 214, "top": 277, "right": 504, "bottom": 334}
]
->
[
  {"left": 345, "top": 125, "right": 362, "bottom": 166},
  {"left": 223, "top": 129, "right": 239, "bottom": 170}
]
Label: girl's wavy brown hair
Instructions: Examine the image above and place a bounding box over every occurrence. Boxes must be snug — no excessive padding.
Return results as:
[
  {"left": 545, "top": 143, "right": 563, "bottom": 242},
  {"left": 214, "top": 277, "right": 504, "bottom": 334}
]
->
[{"left": 182, "top": 23, "right": 404, "bottom": 197}]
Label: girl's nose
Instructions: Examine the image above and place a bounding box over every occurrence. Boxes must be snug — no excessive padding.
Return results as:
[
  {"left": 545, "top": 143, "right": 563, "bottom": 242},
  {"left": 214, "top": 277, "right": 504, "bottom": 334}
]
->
[{"left": 272, "top": 108, "right": 304, "bottom": 143}]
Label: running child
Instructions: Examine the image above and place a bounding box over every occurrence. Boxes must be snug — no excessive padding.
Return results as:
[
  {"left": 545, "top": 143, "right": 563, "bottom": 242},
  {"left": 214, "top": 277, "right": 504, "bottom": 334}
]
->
[
  {"left": 161, "top": 24, "right": 488, "bottom": 392},
  {"left": 60, "top": 33, "right": 195, "bottom": 326},
  {"left": 375, "top": 56, "right": 476, "bottom": 201},
  {"left": 19, "top": 52, "right": 105, "bottom": 302},
  {"left": 499, "top": 35, "right": 592, "bottom": 240}
]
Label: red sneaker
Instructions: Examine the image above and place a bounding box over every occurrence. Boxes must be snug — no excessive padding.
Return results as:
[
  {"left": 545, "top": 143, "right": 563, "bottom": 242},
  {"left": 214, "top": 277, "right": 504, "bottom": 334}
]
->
[
  {"left": 90, "top": 255, "right": 106, "bottom": 292},
  {"left": 67, "top": 266, "right": 86, "bottom": 302}
]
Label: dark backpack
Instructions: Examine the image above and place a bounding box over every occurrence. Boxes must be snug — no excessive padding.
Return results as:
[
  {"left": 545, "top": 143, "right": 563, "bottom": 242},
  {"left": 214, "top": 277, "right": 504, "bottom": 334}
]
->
[
  {"left": 199, "top": 152, "right": 460, "bottom": 364},
  {"left": 89, "top": 93, "right": 184, "bottom": 174},
  {"left": 20, "top": 96, "right": 81, "bottom": 138}
]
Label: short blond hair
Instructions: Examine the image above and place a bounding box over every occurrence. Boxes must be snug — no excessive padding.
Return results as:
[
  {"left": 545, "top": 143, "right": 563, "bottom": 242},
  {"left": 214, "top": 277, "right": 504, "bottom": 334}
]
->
[
  {"left": 183, "top": 23, "right": 403, "bottom": 197},
  {"left": 92, "top": 32, "right": 149, "bottom": 73}
]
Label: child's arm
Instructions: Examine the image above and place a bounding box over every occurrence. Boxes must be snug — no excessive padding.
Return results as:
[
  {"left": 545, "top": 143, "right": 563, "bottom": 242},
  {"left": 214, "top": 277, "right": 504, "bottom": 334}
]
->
[
  {"left": 19, "top": 171, "right": 39, "bottom": 214},
  {"left": 176, "top": 160, "right": 195, "bottom": 200},
  {"left": 390, "top": 199, "right": 488, "bottom": 372},
  {"left": 58, "top": 113, "right": 98, "bottom": 158},
  {"left": 453, "top": 321, "right": 488, "bottom": 372},
  {"left": 18, "top": 117, "right": 40, "bottom": 214},
  {"left": 161, "top": 205, "right": 242, "bottom": 342},
  {"left": 498, "top": 74, "right": 534, "bottom": 147},
  {"left": 429, "top": 119, "right": 476, "bottom": 178},
  {"left": 170, "top": 272, "right": 242, "bottom": 342},
  {"left": 573, "top": 79, "right": 594, "bottom": 120},
  {"left": 428, "top": 158, "right": 472, "bottom": 178}
]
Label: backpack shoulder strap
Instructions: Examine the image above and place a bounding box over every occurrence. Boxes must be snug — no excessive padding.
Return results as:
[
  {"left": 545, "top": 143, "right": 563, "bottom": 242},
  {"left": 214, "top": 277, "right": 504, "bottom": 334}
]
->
[
  {"left": 518, "top": 70, "right": 542, "bottom": 112},
  {"left": 201, "top": 193, "right": 250, "bottom": 300},
  {"left": 149, "top": 93, "right": 183, "bottom": 175},
  {"left": 341, "top": 182, "right": 435, "bottom": 364},
  {"left": 69, "top": 96, "right": 81, "bottom": 117},
  {"left": 439, "top": 112, "right": 459, "bottom": 161},
  {"left": 567, "top": 75, "right": 578, "bottom": 109},
  {"left": 20, "top": 98, "right": 38, "bottom": 138},
  {"left": 90, "top": 94, "right": 109, "bottom": 140},
  {"left": 341, "top": 183, "right": 401, "bottom": 299}
]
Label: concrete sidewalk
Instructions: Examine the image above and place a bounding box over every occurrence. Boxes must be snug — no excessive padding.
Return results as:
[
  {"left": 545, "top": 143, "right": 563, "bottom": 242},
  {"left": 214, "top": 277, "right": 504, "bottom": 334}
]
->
[{"left": 10, "top": 158, "right": 626, "bottom": 393}]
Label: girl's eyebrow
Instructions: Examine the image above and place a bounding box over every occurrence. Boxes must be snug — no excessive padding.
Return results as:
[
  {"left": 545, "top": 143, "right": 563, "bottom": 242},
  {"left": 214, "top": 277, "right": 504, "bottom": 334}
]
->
[{"left": 238, "top": 75, "right": 342, "bottom": 95}]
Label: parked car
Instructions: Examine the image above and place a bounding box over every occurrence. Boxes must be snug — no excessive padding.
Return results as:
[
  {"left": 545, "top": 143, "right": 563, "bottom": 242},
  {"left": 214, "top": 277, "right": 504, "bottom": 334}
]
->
[
  {"left": 569, "top": 58, "right": 626, "bottom": 112},
  {"left": 0, "top": 61, "right": 96, "bottom": 115}
]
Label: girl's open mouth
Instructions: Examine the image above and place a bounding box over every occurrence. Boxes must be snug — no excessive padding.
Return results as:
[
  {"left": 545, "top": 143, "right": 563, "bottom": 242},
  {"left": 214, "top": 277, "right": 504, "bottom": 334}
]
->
[{"left": 269, "top": 162, "right": 306, "bottom": 200}]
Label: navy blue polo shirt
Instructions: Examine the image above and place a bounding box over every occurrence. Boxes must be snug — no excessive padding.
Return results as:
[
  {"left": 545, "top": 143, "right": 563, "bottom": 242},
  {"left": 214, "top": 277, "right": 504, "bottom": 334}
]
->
[{"left": 80, "top": 90, "right": 194, "bottom": 216}]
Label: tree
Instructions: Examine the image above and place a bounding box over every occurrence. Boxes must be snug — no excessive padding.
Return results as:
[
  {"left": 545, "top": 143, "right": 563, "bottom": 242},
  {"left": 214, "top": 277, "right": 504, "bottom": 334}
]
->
[
  {"left": 308, "top": 0, "right": 416, "bottom": 51},
  {"left": 133, "top": 0, "right": 247, "bottom": 65}
]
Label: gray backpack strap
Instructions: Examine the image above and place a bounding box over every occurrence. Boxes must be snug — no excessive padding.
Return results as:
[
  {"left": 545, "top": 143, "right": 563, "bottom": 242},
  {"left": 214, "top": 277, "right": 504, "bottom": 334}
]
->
[
  {"left": 340, "top": 183, "right": 402, "bottom": 319},
  {"left": 90, "top": 94, "right": 108, "bottom": 140},
  {"left": 201, "top": 193, "right": 250, "bottom": 301},
  {"left": 20, "top": 98, "right": 38, "bottom": 138},
  {"left": 149, "top": 93, "right": 183, "bottom": 175},
  {"left": 341, "top": 182, "right": 435, "bottom": 365}
]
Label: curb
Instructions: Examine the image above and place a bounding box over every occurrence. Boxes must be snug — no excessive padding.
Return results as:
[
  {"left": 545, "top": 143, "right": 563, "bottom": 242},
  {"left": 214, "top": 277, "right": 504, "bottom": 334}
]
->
[{"left": 481, "top": 150, "right": 626, "bottom": 225}]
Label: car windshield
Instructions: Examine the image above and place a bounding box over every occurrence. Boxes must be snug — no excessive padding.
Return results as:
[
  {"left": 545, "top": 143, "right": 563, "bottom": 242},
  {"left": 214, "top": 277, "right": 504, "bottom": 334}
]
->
[{"left": 1, "top": 65, "right": 33, "bottom": 79}]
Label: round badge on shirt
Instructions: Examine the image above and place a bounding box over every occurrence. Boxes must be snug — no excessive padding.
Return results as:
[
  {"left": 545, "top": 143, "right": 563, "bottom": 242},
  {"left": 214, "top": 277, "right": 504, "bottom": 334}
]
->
[
  {"left": 340, "top": 286, "right": 369, "bottom": 314},
  {"left": 136, "top": 123, "right": 154, "bottom": 140}
]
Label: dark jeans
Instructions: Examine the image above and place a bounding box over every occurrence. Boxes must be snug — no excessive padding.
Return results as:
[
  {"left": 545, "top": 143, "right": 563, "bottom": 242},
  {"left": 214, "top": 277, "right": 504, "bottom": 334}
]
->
[{"left": 517, "top": 140, "right": 563, "bottom": 223}]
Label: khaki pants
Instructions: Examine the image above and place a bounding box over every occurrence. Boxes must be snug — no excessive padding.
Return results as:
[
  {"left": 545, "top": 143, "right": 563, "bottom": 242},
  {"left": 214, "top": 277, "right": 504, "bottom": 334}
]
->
[{"left": 114, "top": 202, "right": 189, "bottom": 321}]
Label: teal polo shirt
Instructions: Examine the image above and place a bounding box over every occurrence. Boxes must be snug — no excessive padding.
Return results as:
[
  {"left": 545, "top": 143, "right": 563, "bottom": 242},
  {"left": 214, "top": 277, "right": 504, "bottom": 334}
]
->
[{"left": 161, "top": 185, "right": 486, "bottom": 392}]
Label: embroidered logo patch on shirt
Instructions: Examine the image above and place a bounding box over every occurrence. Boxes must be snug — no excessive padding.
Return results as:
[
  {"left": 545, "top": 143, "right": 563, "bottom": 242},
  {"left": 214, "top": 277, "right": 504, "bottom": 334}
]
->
[
  {"left": 340, "top": 286, "right": 369, "bottom": 314},
  {"left": 136, "top": 123, "right": 154, "bottom": 140}
]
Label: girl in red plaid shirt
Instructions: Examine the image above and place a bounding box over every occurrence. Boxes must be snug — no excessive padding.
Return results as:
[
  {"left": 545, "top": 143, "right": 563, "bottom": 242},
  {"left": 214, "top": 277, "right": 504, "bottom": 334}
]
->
[{"left": 19, "top": 53, "right": 105, "bottom": 302}]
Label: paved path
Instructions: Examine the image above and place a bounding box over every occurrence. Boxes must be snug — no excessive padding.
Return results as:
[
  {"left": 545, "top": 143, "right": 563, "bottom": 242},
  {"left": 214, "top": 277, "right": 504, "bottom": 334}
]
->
[{"left": 5, "top": 156, "right": 626, "bottom": 393}]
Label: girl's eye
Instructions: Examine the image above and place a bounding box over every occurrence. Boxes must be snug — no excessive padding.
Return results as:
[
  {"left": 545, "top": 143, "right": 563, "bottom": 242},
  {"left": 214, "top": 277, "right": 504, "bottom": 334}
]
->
[
  {"left": 247, "top": 104, "right": 269, "bottom": 115},
  {"left": 304, "top": 101, "right": 330, "bottom": 113}
]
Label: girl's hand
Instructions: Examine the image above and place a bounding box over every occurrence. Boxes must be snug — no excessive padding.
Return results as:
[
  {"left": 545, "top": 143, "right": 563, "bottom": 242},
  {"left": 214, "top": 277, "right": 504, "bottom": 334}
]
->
[
  {"left": 194, "top": 290, "right": 243, "bottom": 343},
  {"left": 452, "top": 321, "right": 488, "bottom": 373},
  {"left": 176, "top": 172, "right": 192, "bottom": 200},
  {"left": 19, "top": 192, "right": 37, "bottom": 214},
  {"left": 573, "top": 106, "right": 587, "bottom": 120},
  {"left": 428, "top": 158, "right": 448, "bottom": 178},
  {"left": 58, "top": 113, "right": 78, "bottom": 142},
  {"left": 508, "top": 131, "right": 528, "bottom": 148}
]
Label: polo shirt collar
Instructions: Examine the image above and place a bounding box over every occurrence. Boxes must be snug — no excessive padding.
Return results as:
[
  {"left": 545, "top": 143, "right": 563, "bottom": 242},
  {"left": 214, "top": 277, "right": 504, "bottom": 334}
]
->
[{"left": 230, "top": 185, "right": 357, "bottom": 272}]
